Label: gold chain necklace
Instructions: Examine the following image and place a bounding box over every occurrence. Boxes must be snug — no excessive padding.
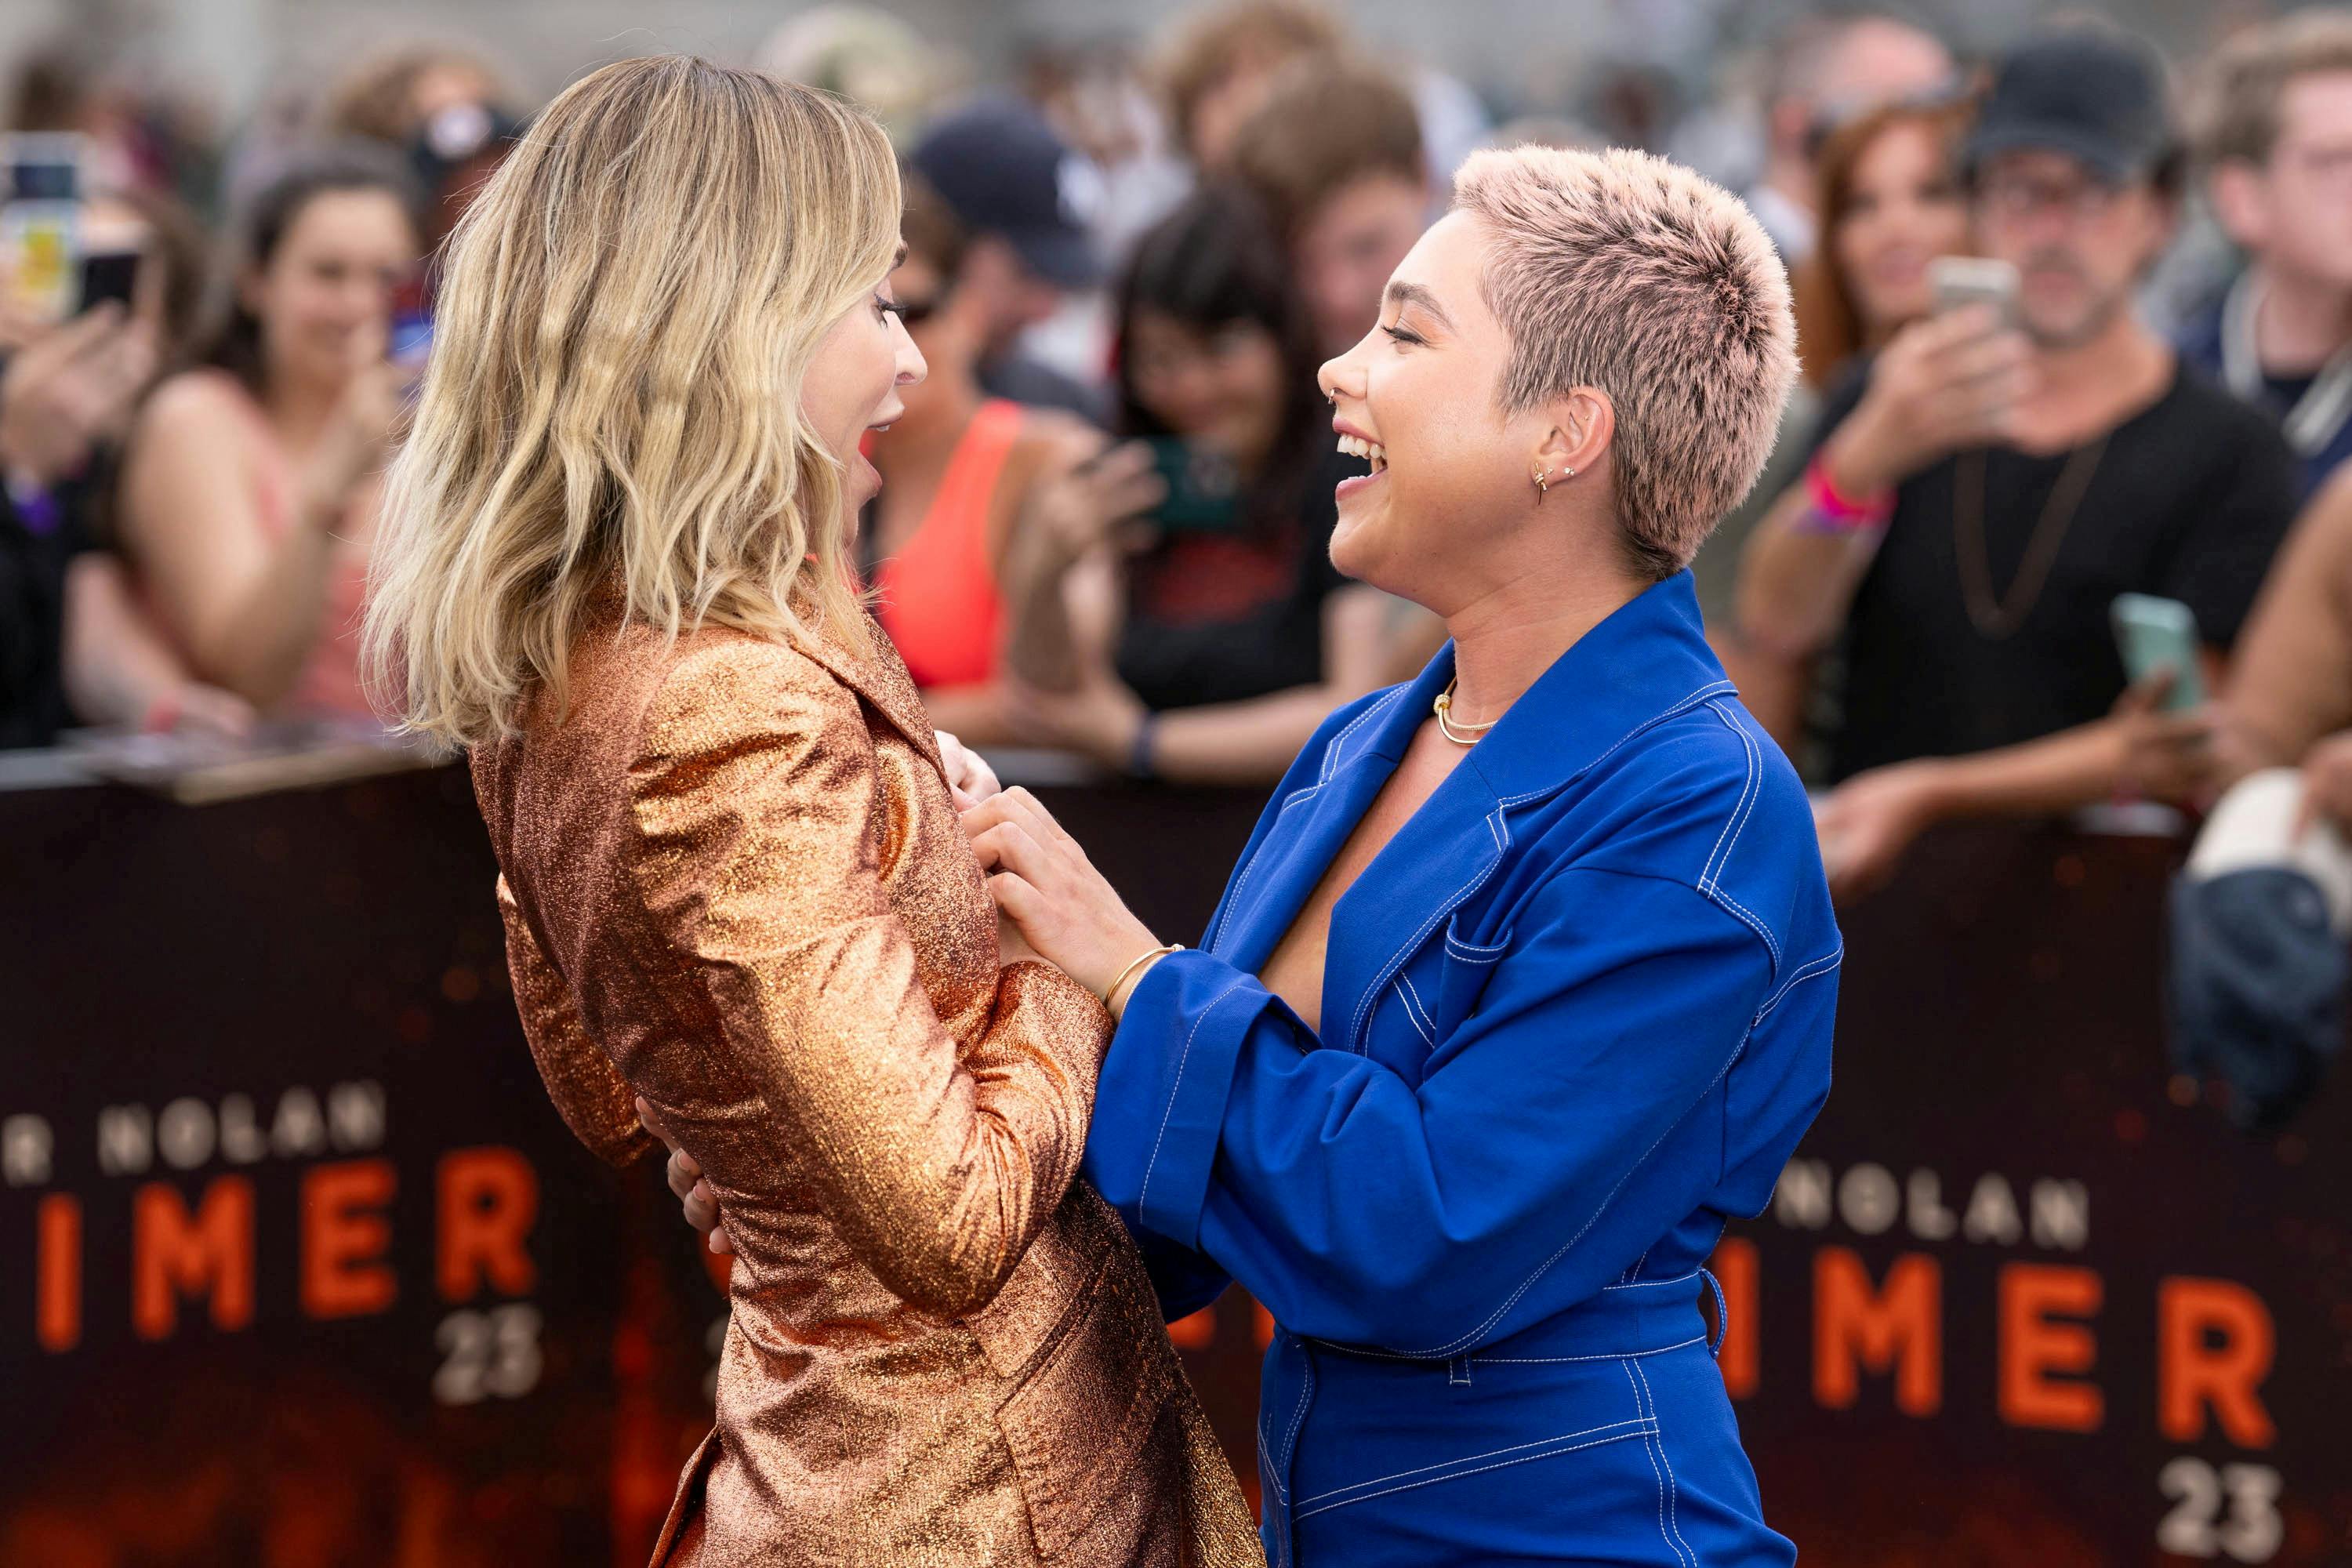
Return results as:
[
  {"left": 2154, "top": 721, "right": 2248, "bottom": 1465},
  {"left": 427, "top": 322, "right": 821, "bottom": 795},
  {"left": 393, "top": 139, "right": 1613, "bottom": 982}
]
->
[
  {"left": 1952, "top": 434, "right": 2110, "bottom": 640},
  {"left": 1433, "top": 677, "right": 1497, "bottom": 745}
]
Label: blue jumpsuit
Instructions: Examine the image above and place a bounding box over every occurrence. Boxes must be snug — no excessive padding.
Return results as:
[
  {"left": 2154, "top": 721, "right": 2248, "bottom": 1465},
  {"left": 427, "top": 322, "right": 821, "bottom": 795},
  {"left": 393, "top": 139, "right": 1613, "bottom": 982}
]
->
[{"left": 1083, "top": 572, "right": 1840, "bottom": 1566}]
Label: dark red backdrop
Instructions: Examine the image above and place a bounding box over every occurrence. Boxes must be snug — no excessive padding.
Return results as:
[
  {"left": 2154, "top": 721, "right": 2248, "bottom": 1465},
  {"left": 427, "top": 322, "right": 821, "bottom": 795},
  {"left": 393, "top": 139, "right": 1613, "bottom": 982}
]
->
[{"left": 0, "top": 764, "right": 2342, "bottom": 1565}]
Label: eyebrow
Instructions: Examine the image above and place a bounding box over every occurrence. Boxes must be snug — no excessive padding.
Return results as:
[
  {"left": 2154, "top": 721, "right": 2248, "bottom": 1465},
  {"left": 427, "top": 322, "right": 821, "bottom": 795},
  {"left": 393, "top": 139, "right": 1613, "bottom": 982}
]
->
[
  {"left": 1382, "top": 280, "right": 1454, "bottom": 332},
  {"left": 892, "top": 243, "right": 909, "bottom": 267}
]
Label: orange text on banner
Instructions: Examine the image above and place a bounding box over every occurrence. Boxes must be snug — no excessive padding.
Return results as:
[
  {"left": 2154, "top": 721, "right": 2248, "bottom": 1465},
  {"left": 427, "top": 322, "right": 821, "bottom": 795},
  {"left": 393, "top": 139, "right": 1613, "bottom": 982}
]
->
[
  {"left": 132, "top": 1177, "right": 255, "bottom": 1339},
  {"left": 1813, "top": 1247, "right": 1940, "bottom": 1416}
]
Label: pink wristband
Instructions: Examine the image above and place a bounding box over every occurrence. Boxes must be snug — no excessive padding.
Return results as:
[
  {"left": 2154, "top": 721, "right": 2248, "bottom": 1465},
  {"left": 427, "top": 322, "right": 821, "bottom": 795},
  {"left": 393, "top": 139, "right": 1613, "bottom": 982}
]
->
[{"left": 1801, "top": 452, "right": 1894, "bottom": 532}]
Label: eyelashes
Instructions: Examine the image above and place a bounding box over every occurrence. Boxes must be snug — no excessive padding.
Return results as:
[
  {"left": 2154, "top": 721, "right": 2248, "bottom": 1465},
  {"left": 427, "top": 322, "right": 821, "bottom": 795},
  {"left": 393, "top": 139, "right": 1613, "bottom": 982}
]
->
[{"left": 1380, "top": 323, "right": 1422, "bottom": 347}]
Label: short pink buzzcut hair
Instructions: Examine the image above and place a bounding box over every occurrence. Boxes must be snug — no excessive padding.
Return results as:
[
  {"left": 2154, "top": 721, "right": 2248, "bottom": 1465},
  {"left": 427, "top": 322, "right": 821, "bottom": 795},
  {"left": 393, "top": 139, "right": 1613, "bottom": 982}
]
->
[{"left": 1451, "top": 143, "right": 1797, "bottom": 579}]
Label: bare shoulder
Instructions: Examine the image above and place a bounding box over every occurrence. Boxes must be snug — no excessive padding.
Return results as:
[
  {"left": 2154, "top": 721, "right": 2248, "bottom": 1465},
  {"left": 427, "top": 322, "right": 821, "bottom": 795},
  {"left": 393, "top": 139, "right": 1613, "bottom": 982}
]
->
[{"left": 134, "top": 368, "right": 256, "bottom": 451}]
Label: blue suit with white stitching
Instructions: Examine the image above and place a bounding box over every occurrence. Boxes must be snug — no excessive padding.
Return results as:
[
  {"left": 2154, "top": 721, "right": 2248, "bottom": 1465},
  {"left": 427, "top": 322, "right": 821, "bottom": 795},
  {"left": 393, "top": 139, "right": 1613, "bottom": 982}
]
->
[{"left": 1082, "top": 572, "right": 1838, "bottom": 1566}]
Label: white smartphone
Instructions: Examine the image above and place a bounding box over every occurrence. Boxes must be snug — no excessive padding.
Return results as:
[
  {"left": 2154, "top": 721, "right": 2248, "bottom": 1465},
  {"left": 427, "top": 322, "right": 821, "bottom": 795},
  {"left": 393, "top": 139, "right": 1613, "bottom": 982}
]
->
[
  {"left": 1927, "top": 256, "right": 2019, "bottom": 328},
  {"left": 2111, "top": 592, "right": 2206, "bottom": 712}
]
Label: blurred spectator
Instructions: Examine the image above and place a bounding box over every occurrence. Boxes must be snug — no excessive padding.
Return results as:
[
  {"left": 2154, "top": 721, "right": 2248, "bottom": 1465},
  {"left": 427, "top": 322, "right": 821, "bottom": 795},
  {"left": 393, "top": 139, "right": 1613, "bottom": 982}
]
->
[
  {"left": 758, "top": 5, "right": 966, "bottom": 145},
  {"left": 1228, "top": 53, "right": 1430, "bottom": 358},
  {"left": 1737, "top": 27, "right": 2299, "bottom": 902},
  {"left": 857, "top": 170, "right": 1108, "bottom": 745},
  {"left": 1747, "top": 13, "right": 1955, "bottom": 267},
  {"left": 1016, "top": 38, "right": 1192, "bottom": 405},
  {"left": 113, "top": 145, "right": 423, "bottom": 719},
  {"left": 0, "top": 306, "right": 156, "bottom": 746},
  {"left": 2125, "top": 459, "right": 2352, "bottom": 836},
  {"left": 320, "top": 45, "right": 521, "bottom": 250},
  {"left": 1706, "top": 91, "right": 1975, "bottom": 722},
  {"left": 1000, "top": 183, "right": 1403, "bottom": 784},
  {"left": 908, "top": 95, "right": 1113, "bottom": 426},
  {"left": 1790, "top": 93, "right": 1976, "bottom": 392},
  {"left": 1156, "top": 0, "right": 1344, "bottom": 170},
  {"left": 1703, "top": 89, "right": 1976, "bottom": 714},
  {"left": 2180, "top": 10, "right": 2352, "bottom": 503}
]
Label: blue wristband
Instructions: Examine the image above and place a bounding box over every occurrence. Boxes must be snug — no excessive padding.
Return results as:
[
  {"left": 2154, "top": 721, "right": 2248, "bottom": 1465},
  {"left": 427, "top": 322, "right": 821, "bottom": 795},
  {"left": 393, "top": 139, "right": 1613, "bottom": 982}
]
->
[{"left": 1127, "top": 712, "right": 1159, "bottom": 780}]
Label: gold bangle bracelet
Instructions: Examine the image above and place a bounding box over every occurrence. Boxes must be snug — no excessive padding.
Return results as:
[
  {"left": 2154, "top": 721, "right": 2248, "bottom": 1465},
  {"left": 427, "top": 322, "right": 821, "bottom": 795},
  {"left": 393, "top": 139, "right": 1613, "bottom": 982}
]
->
[{"left": 1104, "top": 942, "right": 1184, "bottom": 1009}]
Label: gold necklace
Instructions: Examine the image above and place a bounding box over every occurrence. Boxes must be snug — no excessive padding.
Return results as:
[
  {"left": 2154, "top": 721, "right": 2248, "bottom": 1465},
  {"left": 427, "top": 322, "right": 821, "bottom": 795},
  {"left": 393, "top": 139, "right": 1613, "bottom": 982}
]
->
[
  {"left": 1433, "top": 677, "right": 1497, "bottom": 745},
  {"left": 1952, "top": 434, "right": 2110, "bottom": 640}
]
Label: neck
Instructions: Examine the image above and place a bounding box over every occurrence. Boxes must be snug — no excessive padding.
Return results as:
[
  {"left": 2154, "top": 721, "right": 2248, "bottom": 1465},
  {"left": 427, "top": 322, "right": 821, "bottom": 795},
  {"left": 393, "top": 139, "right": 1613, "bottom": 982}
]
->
[
  {"left": 2031, "top": 307, "right": 2163, "bottom": 403},
  {"left": 263, "top": 369, "right": 339, "bottom": 450},
  {"left": 2251, "top": 263, "right": 2352, "bottom": 374},
  {"left": 1441, "top": 544, "right": 1645, "bottom": 728}
]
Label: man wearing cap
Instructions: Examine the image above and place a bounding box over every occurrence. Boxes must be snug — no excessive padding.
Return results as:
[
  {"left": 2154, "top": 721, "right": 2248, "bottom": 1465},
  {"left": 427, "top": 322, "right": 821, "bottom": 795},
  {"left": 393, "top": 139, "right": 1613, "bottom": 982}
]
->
[
  {"left": 906, "top": 94, "right": 1114, "bottom": 426},
  {"left": 1737, "top": 25, "right": 2300, "bottom": 902}
]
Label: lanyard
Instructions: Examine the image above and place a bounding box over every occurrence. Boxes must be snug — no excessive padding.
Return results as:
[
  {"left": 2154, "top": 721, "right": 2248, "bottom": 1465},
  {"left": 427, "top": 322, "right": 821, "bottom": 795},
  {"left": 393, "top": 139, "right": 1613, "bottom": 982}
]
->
[{"left": 2221, "top": 270, "right": 2352, "bottom": 457}]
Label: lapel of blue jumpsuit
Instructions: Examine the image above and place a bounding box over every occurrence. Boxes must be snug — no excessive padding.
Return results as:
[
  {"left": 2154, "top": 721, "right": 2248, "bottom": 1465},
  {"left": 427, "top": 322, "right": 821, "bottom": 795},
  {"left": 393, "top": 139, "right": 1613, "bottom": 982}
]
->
[{"left": 1210, "top": 572, "right": 1735, "bottom": 1062}]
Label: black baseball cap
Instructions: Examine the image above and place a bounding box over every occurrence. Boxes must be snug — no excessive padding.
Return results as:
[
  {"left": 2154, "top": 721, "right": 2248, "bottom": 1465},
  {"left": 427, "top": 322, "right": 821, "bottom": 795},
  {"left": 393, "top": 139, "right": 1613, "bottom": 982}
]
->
[
  {"left": 907, "top": 95, "right": 1102, "bottom": 289},
  {"left": 1963, "top": 29, "right": 2176, "bottom": 183}
]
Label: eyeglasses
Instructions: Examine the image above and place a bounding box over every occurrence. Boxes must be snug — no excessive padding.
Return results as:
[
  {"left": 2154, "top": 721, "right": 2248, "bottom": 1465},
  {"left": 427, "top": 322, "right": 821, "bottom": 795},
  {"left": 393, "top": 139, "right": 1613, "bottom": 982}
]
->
[{"left": 1974, "top": 172, "right": 2124, "bottom": 223}]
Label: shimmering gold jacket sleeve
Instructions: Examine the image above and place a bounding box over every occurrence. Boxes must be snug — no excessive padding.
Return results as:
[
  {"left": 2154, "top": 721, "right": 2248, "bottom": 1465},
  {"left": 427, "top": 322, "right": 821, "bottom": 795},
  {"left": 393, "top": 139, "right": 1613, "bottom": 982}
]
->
[
  {"left": 622, "top": 642, "right": 1110, "bottom": 1318},
  {"left": 495, "top": 873, "right": 655, "bottom": 1167}
]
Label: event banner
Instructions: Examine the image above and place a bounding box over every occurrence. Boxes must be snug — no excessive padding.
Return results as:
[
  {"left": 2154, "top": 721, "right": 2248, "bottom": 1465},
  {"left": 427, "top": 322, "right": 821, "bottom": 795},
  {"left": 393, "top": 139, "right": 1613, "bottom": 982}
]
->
[{"left": 2, "top": 768, "right": 2343, "bottom": 1563}]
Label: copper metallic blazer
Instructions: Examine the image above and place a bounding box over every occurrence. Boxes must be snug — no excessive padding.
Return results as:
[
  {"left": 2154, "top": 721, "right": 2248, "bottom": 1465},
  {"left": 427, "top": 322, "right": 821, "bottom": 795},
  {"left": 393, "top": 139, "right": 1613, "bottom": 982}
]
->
[{"left": 471, "top": 603, "right": 1260, "bottom": 1568}]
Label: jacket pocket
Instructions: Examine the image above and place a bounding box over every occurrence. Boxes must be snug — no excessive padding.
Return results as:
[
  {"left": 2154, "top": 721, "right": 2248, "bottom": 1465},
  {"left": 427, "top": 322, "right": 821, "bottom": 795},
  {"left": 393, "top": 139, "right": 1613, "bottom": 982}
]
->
[
  {"left": 993, "top": 1230, "right": 1179, "bottom": 1558},
  {"left": 1432, "top": 910, "right": 1512, "bottom": 1037}
]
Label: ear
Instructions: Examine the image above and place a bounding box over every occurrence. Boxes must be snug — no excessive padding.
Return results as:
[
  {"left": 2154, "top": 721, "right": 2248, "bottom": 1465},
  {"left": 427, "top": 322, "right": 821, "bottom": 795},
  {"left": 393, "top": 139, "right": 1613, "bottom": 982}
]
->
[
  {"left": 236, "top": 261, "right": 267, "bottom": 321},
  {"left": 1530, "top": 387, "right": 1615, "bottom": 486},
  {"left": 2207, "top": 160, "right": 2268, "bottom": 249}
]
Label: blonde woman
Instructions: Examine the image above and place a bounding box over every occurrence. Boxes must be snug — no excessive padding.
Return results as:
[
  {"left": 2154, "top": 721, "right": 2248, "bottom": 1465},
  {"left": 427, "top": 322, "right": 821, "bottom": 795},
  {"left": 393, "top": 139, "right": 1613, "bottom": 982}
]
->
[{"left": 365, "top": 58, "right": 1258, "bottom": 1568}]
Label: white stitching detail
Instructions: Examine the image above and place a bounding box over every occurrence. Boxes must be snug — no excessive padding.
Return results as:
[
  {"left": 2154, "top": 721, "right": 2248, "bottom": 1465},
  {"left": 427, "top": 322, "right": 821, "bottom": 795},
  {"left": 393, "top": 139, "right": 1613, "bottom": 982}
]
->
[
  {"left": 1272, "top": 1351, "right": 1315, "bottom": 1503},
  {"left": 1208, "top": 785, "right": 1325, "bottom": 953},
  {"left": 1602, "top": 1268, "right": 1701, "bottom": 1293},
  {"left": 1292, "top": 1423, "right": 1656, "bottom": 1519},
  {"left": 1698, "top": 700, "right": 1761, "bottom": 892},
  {"left": 1294, "top": 1417, "right": 1653, "bottom": 1508},
  {"left": 1624, "top": 1358, "right": 1684, "bottom": 1567},
  {"left": 1757, "top": 947, "right": 1843, "bottom": 1024},
  {"left": 1134, "top": 977, "right": 1251, "bottom": 1218},
  {"left": 1386, "top": 1025, "right": 1751, "bottom": 1358},
  {"left": 1491, "top": 681, "right": 1737, "bottom": 808},
  {"left": 1343, "top": 806, "right": 1508, "bottom": 1055},
  {"left": 1472, "top": 1334, "right": 1707, "bottom": 1364},
  {"left": 1634, "top": 1357, "right": 1698, "bottom": 1568},
  {"left": 1320, "top": 684, "right": 1409, "bottom": 783},
  {"left": 1396, "top": 973, "right": 1436, "bottom": 1044}
]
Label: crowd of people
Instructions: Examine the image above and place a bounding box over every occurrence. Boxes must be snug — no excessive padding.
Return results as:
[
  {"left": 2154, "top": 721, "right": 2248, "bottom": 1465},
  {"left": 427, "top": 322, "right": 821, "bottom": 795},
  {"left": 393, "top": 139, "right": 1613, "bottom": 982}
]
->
[{"left": 7, "top": 3, "right": 2352, "bottom": 933}]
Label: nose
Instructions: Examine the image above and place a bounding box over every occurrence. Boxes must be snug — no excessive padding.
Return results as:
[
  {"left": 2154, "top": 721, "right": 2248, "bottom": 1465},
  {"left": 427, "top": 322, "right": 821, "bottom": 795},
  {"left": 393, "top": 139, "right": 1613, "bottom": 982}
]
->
[
  {"left": 895, "top": 316, "right": 928, "bottom": 387},
  {"left": 1317, "top": 346, "right": 1363, "bottom": 407}
]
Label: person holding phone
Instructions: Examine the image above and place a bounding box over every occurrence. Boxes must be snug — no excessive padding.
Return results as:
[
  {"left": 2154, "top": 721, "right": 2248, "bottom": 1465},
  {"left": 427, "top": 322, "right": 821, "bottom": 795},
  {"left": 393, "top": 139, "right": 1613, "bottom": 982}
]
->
[
  {"left": 1000, "top": 183, "right": 1424, "bottom": 786},
  {"left": 114, "top": 145, "right": 423, "bottom": 720},
  {"left": 1737, "top": 27, "right": 2300, "bottom": 902}
]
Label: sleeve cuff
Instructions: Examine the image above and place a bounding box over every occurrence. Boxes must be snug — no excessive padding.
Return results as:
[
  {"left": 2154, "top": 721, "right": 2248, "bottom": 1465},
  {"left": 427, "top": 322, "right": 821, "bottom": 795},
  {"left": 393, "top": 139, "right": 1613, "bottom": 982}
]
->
[{"left": 1092, "top": 948, "right": 1267, "bottom": 1250}]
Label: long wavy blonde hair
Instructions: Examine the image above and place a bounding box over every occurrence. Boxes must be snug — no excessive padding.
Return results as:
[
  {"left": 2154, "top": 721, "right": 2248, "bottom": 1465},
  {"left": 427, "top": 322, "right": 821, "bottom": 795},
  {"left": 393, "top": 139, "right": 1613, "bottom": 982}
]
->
[{"left": 365, "top": 55, "right": 902, "bottom": 746}]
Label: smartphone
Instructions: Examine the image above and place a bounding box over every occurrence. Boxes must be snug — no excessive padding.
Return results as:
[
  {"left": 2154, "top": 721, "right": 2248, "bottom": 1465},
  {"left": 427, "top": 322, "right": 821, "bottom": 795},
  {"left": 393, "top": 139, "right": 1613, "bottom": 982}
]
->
[
  {"left": 1928, "top": 256, "right": 2019, "bottom": 328},
  {"left": 76, "top": 247, "right": 140, "bottom": 313},
  {"left": 1144, "top": 435, "right": 1244, "bottom": 534},
  {"left": 1, "top": 132, "right": 83, "bottom": 321},
  {"left": 2111, "top": 592, "right": 2206, "bottom": 712}
]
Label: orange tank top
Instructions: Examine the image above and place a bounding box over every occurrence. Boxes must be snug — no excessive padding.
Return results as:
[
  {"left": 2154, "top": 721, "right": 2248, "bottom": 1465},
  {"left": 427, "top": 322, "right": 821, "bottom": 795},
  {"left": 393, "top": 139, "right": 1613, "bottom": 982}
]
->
[{"left": 873, "top": 398, "right": 1023, "bottom": 691}]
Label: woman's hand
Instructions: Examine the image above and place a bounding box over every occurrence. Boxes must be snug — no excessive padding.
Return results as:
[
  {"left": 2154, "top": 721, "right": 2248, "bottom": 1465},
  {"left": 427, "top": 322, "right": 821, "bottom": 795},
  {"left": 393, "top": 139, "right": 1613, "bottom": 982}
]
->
[
  {"left": 299, "top": 321, "right": 405, "bottom": 528},
  {"left": 963, "top": 786, "right": 1161, "bottom": 1002},
  {"left": 634, "top": 1096, "right": 731, "bottom": 1256},
  {"left": 1813, "top": 760, "right": 1947, "bottom": 905},
  {"left": 1004, "top": 661, "right": 1147, "bottom": 770},
  {"left": 1827, "top": 305, "right": 2034, "bottom": 496},
  {"left": 1024, "top": 436, "right": 1164, "bottom": 562},
  {"left": 935, "top": 729, "right": 1002, "bottom": 809}
]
